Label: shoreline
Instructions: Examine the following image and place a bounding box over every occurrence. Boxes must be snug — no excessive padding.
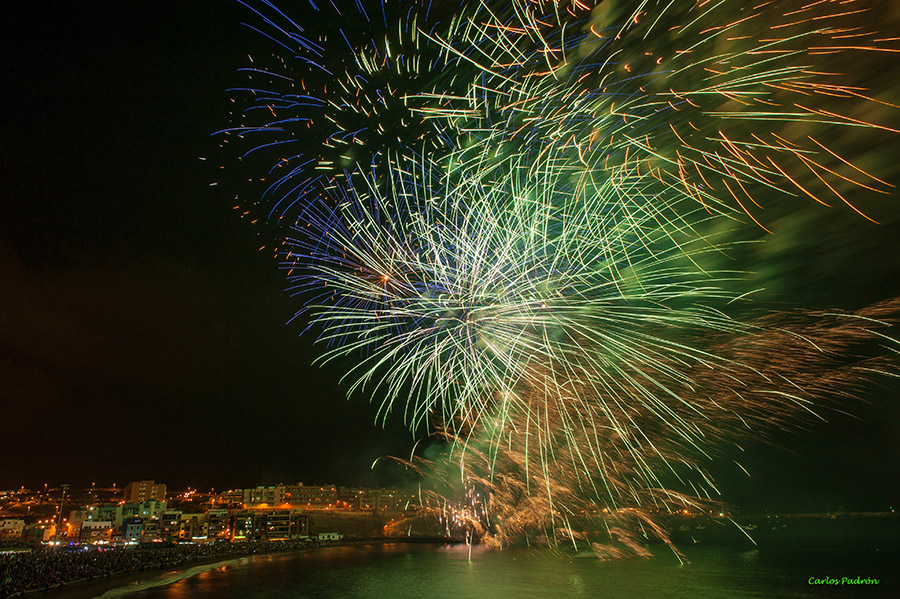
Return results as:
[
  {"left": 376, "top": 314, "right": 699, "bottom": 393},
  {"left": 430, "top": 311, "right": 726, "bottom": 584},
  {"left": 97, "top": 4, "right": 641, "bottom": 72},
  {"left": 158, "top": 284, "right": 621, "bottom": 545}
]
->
[
  {"left": 30, "top": 554, "right": 253, "bottom": 599},
  {"left": 27, "top": 538, "right": 453, "bottom": 599}
]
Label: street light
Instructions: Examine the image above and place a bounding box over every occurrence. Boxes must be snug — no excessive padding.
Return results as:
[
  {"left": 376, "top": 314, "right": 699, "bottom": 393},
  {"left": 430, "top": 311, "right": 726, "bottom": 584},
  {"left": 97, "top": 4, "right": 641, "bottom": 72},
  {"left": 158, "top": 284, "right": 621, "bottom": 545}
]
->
[{"left": 55, "top": 484, "right": 69, "bottom": 541}]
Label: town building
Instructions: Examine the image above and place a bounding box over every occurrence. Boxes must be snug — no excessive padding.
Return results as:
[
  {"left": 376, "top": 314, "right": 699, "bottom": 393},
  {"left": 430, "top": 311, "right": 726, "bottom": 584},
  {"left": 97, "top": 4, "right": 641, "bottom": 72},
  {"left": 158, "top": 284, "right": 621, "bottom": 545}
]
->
[
  {"left": 233, "top": 510, "right": 267, "bottom": 541},
  {"left": 234, "top": 509, "right": 308, "bottom": 541},
  {"left": 337, "top": 487, "right": 403, "bottom": 512},
  {"left": 21, "top": 521, "right": 55, "bottom": 543},
  {"left": 123, "top": 480, "right": 167, "bottom": 503},
  {"left": 142, "top": 520, "right": 161, "bottom": 541},
  {"left": 97, "top": 504, "right": 123, "bottom": 528},
  {"left": 122, "top": 499, "right": 167, "bottom": 520},
  {"left": 178, "top": 513, "right": 207, "bottom": 540},
  {"left": 79, "top": 521, "right": 113, "bottom": 542},
  {"left": 243, "top": 486, "right": 284, "bottom": 507},
  {"left": 122, "top": 517, "right": 144, "bottom": 541},
  {"left": 206, "top": 509, "right": 231, "bottom": 539},
  {"left": 282, "top": 483, "right": 337, "bottom": 509},
  {"left": 0, "top": 518, "right": 25, "bottom": 538},
  {"left": 160, "top": 511, "right": 183, "bottom": 539},
  {"left": 215, "top": 489, "right": 243, "bottom": 509}
]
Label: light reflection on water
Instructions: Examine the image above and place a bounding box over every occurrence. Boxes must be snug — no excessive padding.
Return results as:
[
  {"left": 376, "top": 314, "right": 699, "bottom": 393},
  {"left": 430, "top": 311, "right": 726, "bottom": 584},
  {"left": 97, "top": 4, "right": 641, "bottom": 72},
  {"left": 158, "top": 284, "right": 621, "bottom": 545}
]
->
[{"left": 100, "top": 542, "right": 896, "bottom": 599}]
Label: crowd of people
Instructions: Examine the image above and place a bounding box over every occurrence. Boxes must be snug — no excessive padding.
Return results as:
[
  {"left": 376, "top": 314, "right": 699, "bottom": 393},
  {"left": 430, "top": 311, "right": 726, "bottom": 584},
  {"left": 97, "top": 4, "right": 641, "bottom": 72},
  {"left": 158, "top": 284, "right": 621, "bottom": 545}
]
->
[{"left": 0, "top": 539, "right": 321, "bottom": 598}]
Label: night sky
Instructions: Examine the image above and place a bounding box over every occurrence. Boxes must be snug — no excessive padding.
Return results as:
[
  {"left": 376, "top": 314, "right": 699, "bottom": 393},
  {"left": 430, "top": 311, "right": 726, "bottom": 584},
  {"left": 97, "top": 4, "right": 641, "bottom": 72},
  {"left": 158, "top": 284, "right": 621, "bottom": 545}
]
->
[{"left": 2, "top": 1, "right": 899, "bottom": 513}]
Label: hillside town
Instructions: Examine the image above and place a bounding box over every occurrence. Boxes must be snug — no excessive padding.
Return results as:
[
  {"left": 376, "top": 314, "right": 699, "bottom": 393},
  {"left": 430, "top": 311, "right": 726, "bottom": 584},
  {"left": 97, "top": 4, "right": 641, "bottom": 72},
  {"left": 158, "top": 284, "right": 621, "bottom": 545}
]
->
[
  {"left": 0, "top": 480, "right": 420, "bottom": 546},
  {"left": 0, "top": 481, "right": 432, "bottom": 597}
]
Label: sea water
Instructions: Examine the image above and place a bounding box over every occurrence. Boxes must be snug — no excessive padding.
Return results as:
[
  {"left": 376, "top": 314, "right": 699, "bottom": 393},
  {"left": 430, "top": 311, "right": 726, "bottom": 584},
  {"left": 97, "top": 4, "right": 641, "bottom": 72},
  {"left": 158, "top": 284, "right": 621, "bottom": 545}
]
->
[{"left": 94, "top": 542, "right": 895, "bottom": 599}]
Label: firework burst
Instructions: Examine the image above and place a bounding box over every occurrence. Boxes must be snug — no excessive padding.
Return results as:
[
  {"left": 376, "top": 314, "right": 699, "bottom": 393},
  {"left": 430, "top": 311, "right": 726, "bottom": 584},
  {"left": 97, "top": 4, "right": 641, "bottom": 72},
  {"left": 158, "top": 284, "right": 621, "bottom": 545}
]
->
[
  {"left": 421, "top": 0, "right": 898, "bottom": 229},
  {"left": 221, "top": 0, "right": 899, "bottom": 556},
  {"left": 284, "top": 155, "right": 751, "bottom": 436},
  {"left": 394, "top": 299, "right": 899, "bottom": 558}
]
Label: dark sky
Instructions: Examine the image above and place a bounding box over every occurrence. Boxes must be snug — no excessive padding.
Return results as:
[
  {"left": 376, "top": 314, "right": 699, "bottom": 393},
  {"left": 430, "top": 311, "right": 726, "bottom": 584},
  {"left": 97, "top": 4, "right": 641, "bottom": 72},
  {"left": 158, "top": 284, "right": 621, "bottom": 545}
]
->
[
  {"left": 1, "top": 0, "right": 417, "bottom": 492},
  {"left": 1, "top": 1, "right": 898, "bottom": 513}
]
